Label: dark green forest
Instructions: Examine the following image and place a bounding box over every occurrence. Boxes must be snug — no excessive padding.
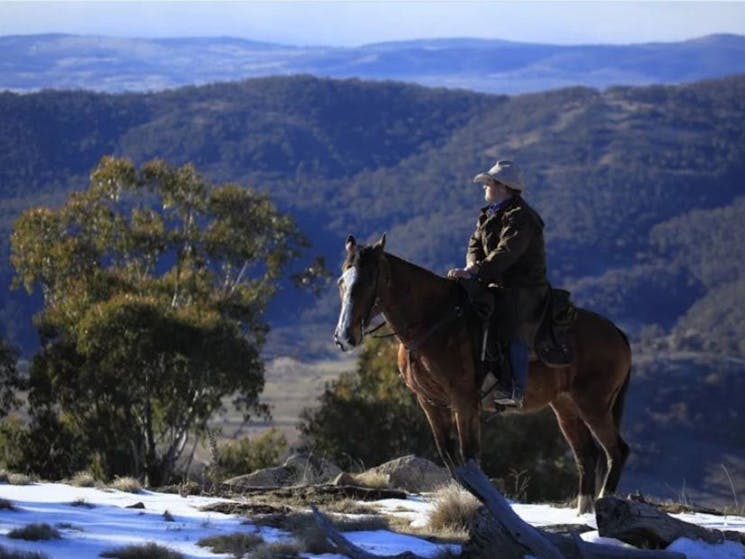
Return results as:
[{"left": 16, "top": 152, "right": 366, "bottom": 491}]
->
[{"left": 1, "top": 74, "right": 744, "bottom": 358}]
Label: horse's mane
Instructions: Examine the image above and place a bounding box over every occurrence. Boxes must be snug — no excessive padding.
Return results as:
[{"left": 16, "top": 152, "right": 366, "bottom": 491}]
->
[
  {"left": 384, "top": 251, "right": 460, "bottom": 298},
  {"left": 343, "top": 243, "right": 458, "bottom": 299}
]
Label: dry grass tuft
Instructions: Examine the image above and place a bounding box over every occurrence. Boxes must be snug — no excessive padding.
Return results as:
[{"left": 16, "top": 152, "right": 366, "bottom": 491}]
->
[
  {"left": 197, "top": 532, "right": 263, "bottom": 558},
  {"left": 7, "top": 473, "right": 33, "bottom": 486},
  {"left": 281, "top": 509, "right": 389, "bottom": 554},
  {"left": 70, "top": 470, "right": 97, "bottom": 487},
  {"left": 99, "top": 543, "right": 183, "bottom": 559},
  {"left": 7, "top": 523, "right": 61, "bottom": 541},
  {"left": 0, "top": 498, "right": 16, "bottom": 511},
  {"left": 350, "top": 471, "right": 391, "bottom": 489},
  {"left": 0, "top": 545, "right": 48, "bottom": 559},
  {"left": 250, "top": 542, "right": 300, "bottom": 559},
  {"left": 111, "top": 476, "right": 143, "bottom": 493},
  {"left": 426, "top": 482, "right": 480, "bottom": 537},
  {"left": 321, "top": 498, "right": 379, "bottom": 515},
  {"left": 70, "top": 498, "right": 95, "bottom": 509}
]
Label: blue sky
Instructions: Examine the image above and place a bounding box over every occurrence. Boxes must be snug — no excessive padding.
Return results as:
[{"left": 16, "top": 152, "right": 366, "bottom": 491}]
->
[{"left": 1, "top": 1, "right": 745, "bottom": 46}]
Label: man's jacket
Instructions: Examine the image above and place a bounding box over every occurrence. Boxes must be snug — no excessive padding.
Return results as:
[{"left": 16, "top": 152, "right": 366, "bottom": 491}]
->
[{"left": 466, "top": 195, "right": 549, "bottom": 345}]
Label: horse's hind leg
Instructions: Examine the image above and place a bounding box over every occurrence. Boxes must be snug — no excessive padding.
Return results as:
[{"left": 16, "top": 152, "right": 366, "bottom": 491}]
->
[
  {"left": 418, "top": 397, "right": 460, "bottom": 472},
  {"left": 551, "top": 396, "right": 601, "bottom": 514},
  {"left": 582, "top": 410, "right": 630, "bottom": 498},
  {"left": 590, "top": 414, "right": 629, "bottom": 497}
]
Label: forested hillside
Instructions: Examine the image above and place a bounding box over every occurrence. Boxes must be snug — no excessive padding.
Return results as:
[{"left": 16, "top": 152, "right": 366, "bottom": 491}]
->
[
  {"left": 1, "top": 74, "right": 744, "bottom": 359},
  {"left": 1, "top": 73, "right": 745, "bottom": 507}
]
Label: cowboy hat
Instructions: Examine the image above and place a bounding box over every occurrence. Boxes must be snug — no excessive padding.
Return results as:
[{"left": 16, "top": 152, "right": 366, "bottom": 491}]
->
[{"left": 473, "top": 159, "right": 525, "bottom": 192}]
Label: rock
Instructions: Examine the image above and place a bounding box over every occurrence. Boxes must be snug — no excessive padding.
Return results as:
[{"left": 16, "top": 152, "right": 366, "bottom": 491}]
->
[
  {"left": 332, "top": 472, "right": 357, "bottom": 486},
  {"left": 221, "top": 454, "right": 343, "bottom": 490},
  {"left": 367, "top": 455, "right": 450, "bottom": 493},
  {"left": 283, "top": 453, "right": 342, "bottom": 485},
  {"left": 222, "top": 466, "right": 294, "bottom": 489}
]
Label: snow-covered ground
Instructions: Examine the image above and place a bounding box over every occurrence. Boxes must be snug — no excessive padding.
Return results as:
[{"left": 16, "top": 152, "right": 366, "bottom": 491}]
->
[{"left": 1, "top": 481, "right": 744, "bottom": 558}]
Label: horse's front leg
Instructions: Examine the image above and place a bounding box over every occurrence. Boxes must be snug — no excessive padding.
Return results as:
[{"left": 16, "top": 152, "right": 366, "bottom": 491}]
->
[
  {"left": 417, "top": 396, "right": 460, "bottom": 473},
  {"left": 454, "top": 399, "right": 481, "bottom": 463}
]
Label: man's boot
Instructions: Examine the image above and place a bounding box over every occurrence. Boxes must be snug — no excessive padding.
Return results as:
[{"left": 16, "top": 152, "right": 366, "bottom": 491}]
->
[{"left": 494, "top": 341, "right": 528, "bottom": 408}]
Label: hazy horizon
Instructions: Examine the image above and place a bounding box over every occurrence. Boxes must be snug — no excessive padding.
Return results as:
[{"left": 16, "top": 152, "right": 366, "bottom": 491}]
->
[{"left": 2, "top": 1, "right": 745, "bottom": 48}]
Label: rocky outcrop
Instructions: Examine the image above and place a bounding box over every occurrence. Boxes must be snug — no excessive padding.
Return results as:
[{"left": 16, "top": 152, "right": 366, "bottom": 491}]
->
[
  {"left": 366, "top": 455, "right": 450, "bottom": 493},
  {"left": 222, "top": 453, "right": 342, "bottom": 490}
]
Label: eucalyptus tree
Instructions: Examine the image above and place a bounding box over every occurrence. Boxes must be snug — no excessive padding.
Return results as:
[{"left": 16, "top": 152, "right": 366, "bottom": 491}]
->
[
  {"left": 11, "top": 156, "right": 314, "bottom": 484},
  {"left": 0, "top": 340, "right": 22, "bottom": 417}
]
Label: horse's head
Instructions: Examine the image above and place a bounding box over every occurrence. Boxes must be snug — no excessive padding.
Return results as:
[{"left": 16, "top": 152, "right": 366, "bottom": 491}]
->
[{"left": 333, "top": 234, "right": 386, "bottom": 351}]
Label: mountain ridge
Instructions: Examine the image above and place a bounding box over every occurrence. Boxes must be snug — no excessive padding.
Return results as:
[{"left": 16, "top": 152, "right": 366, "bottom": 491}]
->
[{"left": 2, "top": 33, "right": 745, "bottom": 94}]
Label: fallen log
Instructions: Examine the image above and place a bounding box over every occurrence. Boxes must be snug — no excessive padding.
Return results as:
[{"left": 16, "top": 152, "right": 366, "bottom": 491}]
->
[
  {"left": 596, "top": 495, "right": 744, "bottom": 548},
  {"left": 309, "top": 461, "right": 689, "bottom": 559},
  {"left": 310, "top": 504, "right": 425, "bottom": 559},
  {"left": 454, "top": 461, "right": 565, "bottom": 559},
  {"left": 454, "top": 460, "right": 686, "bottom": 559}
]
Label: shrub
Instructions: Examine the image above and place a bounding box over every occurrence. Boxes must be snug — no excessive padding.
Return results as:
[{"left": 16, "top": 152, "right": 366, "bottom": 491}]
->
[
  {"left": 7, "top": 523, "right": 61, "bottom": 541},
  {"left": 111, "top": 477, "right": 142, "bottom": 493},
  {"left": 300, "top": 337, "right": 577, "bottom": 502},
  {"left": 197, "top": 532, "right": 263, "bottom": 558},
  {"left": 99, "top": 543, "right": 182, "bottom": 559},
  {"left": 210, "top": 428, "right": 288, "bottom": 481}
]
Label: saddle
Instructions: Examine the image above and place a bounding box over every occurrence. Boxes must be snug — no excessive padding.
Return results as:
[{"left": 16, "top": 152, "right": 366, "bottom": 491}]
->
[
  {"left": 459, "top": 280, "right": 577, "bottom": 368},
  {"left": 534, "top": 288, "right": 577, "bottom": 367}
]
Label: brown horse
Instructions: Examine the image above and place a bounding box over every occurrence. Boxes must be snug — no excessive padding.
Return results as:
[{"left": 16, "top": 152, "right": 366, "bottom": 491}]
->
[{"left": 333, "top": 235, "right": 631, "bottom": 514}]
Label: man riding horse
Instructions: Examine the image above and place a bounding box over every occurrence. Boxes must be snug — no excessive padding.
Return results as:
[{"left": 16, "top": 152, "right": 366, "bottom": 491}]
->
[{"left": 447, "top": 160, "right": 548, "bottom": 408}]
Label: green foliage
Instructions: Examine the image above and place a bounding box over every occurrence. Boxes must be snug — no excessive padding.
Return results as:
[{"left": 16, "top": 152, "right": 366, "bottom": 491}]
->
[
  {"left": 299, "top": 337, "right": 437, "bottom": 470},
  {"left": 0, "top": 340, "right": 23, "bottom": 416},
  {"left": 480, "top": 410, "right": 577, "bottom": 503},
  {"left": 9, "top": 157, "right": 308, "bottom": 485},
  {"left": 210, "top": 428, "right": 288, "bottom": 481},
  {"left": 300, "top": 336, "right": 576, "bottom": 501}
]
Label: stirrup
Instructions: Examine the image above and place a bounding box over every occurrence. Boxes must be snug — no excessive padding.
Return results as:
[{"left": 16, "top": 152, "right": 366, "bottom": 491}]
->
[{"left": 494, "top": 387, "right": 524, "bottom": 409}]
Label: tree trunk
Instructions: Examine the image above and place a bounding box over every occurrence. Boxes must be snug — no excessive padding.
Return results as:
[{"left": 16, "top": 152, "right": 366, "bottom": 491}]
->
[{"left": 596, "top": 495, "right": 744, "bottom": 549}]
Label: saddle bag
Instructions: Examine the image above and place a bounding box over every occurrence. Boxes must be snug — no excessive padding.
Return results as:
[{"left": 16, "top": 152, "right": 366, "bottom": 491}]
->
[{"left": 535, "top": 288, "right": 577, "bottom": 367}]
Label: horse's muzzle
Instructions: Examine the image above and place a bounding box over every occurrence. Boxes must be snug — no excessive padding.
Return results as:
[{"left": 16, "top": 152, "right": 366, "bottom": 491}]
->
[{"left": 333, "top": 329, "right": 357, "bottom": 351}]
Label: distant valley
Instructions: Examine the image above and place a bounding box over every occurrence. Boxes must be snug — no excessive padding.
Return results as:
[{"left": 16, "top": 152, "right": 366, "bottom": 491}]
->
[{"left": 2, "top": 33, "right": 745, "bottom": 94}]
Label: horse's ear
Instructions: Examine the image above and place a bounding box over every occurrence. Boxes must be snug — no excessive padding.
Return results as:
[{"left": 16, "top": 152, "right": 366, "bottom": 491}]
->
[
  {"left": 345, "top": 235, "right": 356, "bottom": 254},
  {"left": 374, "top": 233, "right": 386, "bottom": 251}
]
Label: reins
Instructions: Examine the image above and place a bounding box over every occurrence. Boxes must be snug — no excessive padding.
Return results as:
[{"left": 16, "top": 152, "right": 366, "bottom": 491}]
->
[{"left": 363, "top": 252, "right": 464, "bottom": 354}]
